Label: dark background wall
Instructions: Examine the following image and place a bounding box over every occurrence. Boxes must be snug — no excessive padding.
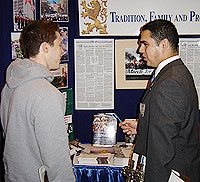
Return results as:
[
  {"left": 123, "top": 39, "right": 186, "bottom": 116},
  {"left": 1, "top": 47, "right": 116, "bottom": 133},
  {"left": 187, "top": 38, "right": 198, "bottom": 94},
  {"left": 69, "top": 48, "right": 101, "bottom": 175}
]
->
[
  {"left": 0, "top": 2, "right": 145, "bottom": 178},
  {"left": 0, "top": 0, "right": 145, "bottom": 145},
  {"left": 66, "top": 1, "right": 146, "bottom": 143},
  {"left": 66, "top": 0, "right": 145, "bottom": 143}
]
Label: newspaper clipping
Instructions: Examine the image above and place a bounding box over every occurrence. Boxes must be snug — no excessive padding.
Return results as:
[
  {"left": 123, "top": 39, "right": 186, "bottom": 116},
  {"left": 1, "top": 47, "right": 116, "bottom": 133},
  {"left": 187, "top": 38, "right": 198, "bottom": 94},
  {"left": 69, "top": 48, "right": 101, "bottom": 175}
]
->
[
  {"left": 74, "top": 39, "right": 114, "bottom": 110},
  {"left": 179, "top": 38, "right": 200, "bottom": 105}
]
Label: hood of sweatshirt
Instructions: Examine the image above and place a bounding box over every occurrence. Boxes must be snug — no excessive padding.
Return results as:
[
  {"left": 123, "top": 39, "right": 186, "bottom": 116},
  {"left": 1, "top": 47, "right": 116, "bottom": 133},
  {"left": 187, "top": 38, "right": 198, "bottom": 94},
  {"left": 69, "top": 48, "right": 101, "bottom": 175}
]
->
[{"left": 6, "top": 58, "right": 54, "bottom": 89}]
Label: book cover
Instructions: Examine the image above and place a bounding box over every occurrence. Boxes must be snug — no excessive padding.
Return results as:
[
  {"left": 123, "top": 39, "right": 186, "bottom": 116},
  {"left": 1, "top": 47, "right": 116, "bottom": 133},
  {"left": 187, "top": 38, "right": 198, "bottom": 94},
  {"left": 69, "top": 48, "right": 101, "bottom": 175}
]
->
[{"left": 92, "top": 113, "right": 117, "bottom": 147}]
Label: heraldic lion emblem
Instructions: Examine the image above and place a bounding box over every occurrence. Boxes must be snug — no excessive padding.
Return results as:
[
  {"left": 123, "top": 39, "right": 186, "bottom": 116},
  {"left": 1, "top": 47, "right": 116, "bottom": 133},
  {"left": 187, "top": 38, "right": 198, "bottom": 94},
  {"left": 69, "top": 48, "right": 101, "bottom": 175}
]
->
[{"left": 80, "top": 0, "right": 108, "bottom": 34}]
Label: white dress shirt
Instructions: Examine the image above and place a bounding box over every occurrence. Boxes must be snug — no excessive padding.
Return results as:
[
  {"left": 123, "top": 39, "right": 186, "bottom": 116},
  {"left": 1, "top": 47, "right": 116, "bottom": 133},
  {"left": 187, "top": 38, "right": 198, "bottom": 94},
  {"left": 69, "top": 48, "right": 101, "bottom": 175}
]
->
[{"left": 154, "top": 55, "right": 180, "bottom": 78}]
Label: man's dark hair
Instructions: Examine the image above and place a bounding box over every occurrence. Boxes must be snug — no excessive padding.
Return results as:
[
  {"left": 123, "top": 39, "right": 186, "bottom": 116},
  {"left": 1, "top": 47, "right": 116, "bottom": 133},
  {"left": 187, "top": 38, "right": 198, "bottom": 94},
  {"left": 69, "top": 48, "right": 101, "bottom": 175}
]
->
[
  {"left": 19, "top": 20, "right": 59, "bottom": 58},
  {"left": 140, "top": 19, "right": 179, "bottom": 52}
]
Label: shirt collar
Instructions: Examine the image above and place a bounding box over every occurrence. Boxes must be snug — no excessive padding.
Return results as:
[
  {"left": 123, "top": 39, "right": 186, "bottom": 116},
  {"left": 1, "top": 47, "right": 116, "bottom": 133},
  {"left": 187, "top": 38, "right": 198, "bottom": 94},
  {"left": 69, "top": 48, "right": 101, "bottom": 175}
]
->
[{"left": 154, "top": 55, "right": 180, "bottom": 77}]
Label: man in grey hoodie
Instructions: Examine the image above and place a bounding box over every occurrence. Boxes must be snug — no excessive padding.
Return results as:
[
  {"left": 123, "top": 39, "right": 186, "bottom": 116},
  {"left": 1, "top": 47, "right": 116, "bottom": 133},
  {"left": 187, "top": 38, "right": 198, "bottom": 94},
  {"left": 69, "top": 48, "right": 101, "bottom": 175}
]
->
[{"left": 0, "top": 20, "right": 75, "bottom": 182}]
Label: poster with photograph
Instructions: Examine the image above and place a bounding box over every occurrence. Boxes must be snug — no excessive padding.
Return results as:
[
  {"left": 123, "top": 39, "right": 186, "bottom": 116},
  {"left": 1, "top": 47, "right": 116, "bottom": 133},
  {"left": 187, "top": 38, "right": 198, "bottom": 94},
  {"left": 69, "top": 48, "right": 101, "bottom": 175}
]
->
[
  {"left": 40, "top": 0, "right": 69, "bottom": 22},
  {"left": 115, "top": 39, "right": 154, "bottom": 89},
  {"left": 11, "top": 32, "right": 24, "bottom": 60},
  {"left": 59, "top": 27, "right": 69, "bottom": 62},
  {"left": 51, "top": 63, "right": 68, "bottom": 88},
  {"left": 13, "top": 0, "right": 36, "bottom": 31},
  {"left": 125, "top": 48, "right": 153, "bottom": 80}
]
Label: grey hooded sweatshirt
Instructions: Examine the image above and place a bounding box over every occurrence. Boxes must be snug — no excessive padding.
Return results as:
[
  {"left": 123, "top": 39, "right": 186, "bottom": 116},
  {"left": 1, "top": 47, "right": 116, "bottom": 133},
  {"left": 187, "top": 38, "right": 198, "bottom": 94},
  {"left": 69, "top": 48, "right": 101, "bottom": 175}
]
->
[{"left": 1, "top": 59, "right": 75, "bottom": 182}]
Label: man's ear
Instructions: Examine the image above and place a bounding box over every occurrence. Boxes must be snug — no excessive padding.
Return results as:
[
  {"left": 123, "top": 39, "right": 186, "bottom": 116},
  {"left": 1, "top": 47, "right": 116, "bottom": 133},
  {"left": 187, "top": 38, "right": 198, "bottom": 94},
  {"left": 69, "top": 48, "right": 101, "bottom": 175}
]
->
[
  {"left": 160, "top": 38, "right": 169, "bottom": 51},
  {"left": 40, "top": 42, "right": 49, "bottom": 53}
]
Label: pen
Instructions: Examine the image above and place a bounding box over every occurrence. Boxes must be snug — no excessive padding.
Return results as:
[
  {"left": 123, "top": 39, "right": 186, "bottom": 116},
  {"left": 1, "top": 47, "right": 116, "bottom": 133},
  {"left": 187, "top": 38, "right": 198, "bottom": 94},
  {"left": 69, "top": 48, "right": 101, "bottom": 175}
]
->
[{"left": 112, "top": 113, "right": 123, "bottom": 123}]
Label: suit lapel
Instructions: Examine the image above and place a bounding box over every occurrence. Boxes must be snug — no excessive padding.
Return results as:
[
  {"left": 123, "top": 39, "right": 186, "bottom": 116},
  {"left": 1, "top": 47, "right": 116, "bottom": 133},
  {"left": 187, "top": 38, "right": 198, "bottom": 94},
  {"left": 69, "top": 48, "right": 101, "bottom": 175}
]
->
[
  {"left": 154, "top": 58, "right": 183, "bottom": 82},
  {"left": 142, "top": 59, "right": 183, "bottom": 102}
]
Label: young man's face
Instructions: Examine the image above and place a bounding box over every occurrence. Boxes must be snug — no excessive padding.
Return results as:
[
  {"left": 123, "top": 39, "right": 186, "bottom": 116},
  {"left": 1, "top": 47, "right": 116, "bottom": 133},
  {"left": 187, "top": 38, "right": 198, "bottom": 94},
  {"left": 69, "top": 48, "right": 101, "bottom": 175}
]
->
[
  {"left": 137, "top": 30, "right": 163, "bottom": 68},
  {"left": 47, "top": 31, "right": 63, "bottom": 70}
]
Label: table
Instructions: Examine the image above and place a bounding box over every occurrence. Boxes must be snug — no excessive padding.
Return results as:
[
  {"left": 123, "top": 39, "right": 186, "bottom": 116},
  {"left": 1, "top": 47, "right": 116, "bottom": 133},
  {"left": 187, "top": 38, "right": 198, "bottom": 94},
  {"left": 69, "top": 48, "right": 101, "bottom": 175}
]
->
[{"left": 72, "top": 143, "right": 132, "bottom": 182}]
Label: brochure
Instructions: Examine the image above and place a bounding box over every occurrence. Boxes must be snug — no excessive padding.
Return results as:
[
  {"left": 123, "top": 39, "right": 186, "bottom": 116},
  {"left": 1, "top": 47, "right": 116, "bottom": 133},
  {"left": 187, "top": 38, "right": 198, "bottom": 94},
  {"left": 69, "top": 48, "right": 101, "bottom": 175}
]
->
[{"left": 92, "top": 113, "right": 117, "bottom": 147}]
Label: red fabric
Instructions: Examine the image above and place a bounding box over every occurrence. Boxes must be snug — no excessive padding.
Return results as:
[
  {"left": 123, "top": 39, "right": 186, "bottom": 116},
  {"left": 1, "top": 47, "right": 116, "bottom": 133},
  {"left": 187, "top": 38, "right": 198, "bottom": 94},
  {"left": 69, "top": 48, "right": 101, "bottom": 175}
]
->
[{"left": 25, "top": 0, "right": 32, "bottom": 5}]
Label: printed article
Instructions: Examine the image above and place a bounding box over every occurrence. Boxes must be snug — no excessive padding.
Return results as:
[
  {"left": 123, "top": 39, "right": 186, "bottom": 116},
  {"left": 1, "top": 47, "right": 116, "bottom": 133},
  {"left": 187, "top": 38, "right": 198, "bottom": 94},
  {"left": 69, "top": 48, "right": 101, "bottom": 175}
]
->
[
  {"left": 74, "top": 39, "right": 114, "bottom": 110},
  {"left": 179, "top": 38, "right": 200, "bottom": 105}
]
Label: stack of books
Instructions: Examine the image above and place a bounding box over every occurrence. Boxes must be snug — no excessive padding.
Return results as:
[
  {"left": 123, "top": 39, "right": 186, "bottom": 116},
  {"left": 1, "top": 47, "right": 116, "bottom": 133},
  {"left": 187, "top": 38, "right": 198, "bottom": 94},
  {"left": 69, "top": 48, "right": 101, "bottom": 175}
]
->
[
  {"left": 73, "top": 144, "right": 132, "bottom": 167},
  {"left": 76, "top": 153, "right": 114, "bottom": 165}
]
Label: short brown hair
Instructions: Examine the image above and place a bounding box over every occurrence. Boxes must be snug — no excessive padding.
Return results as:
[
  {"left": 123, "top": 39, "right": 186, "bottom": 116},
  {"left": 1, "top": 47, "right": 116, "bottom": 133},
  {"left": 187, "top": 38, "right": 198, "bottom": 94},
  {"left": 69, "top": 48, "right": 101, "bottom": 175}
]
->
[{"left": 19, "top": 20, "right": 59, "bottom": 58}]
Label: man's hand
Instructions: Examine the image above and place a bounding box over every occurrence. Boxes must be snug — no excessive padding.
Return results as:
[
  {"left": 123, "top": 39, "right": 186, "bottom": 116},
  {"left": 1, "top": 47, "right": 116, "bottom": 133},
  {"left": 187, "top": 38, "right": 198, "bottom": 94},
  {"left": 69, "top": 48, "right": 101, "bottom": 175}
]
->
[{"left": 119, "top": 119, "right": 138, "bottom": 135}]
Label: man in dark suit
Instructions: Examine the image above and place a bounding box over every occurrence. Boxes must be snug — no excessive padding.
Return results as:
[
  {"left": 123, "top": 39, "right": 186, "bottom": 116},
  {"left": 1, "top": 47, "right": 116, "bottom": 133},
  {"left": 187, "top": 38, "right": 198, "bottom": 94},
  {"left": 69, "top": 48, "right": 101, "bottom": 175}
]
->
[{"left": 120, "top": 19, "right": 200, "bottom": 182}]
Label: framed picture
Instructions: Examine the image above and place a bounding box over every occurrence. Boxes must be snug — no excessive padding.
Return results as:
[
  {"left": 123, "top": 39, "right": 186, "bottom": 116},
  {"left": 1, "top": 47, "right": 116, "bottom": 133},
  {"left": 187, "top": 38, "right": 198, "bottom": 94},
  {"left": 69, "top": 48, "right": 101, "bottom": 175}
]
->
[
  {"left": 115, "top": 39, "right": 154, "bottom": 89},
  {"left": 59, "top": 27, "right": 69, "bottom": 62},
  {"left": 13, "top": 0, "right": 36, "bottom": 31},
  {"left": 50, "top": 63, "right": 68, "bottom": 88},
  {"left": 11, "top": 32, "right": 23, "bottom": 60},
  {"left": 40, "top": 0, "right": 69, "bottom": 22}
]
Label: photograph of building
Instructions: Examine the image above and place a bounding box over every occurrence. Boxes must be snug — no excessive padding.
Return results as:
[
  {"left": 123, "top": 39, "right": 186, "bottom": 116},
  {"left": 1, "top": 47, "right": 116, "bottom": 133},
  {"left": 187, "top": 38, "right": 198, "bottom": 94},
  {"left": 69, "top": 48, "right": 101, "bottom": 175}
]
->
[{"left": 40, "top": 0, "right": 69, "bottom": 22}]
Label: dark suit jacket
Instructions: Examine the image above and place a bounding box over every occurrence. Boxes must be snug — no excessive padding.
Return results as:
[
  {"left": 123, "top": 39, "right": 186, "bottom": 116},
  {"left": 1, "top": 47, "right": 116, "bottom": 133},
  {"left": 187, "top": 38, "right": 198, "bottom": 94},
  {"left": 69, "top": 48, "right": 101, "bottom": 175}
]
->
[{"left": 134, "top": 59, "right": 200, "bottom": 182}]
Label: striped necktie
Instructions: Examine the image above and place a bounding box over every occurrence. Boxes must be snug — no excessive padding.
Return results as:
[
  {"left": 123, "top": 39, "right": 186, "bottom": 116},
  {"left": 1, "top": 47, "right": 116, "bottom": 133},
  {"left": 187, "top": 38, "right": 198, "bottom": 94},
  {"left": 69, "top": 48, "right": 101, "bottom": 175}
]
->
[{"left": 146, "top": 72, "right": 155, "bottom": 89}]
